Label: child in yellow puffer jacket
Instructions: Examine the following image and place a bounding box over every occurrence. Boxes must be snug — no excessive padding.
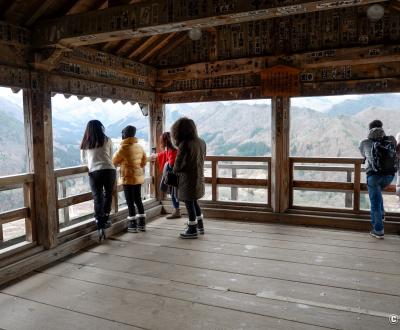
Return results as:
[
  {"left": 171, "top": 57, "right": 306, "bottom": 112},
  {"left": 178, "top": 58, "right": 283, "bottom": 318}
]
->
[{"left": 112, "top": 125, "right": 147, "bottom": 233}]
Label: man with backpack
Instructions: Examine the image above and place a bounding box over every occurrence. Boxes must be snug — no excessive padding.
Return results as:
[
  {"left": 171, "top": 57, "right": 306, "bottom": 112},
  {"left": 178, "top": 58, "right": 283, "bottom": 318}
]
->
[{"left": 359, "top": 120, "right": 397, "bottom": 239}]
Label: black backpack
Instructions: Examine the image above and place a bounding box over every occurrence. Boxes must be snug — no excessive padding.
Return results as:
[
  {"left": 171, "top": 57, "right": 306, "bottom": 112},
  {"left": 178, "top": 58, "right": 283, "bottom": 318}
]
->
[{"left": 370, "top": 136, "right": 398, "bottom": 174}]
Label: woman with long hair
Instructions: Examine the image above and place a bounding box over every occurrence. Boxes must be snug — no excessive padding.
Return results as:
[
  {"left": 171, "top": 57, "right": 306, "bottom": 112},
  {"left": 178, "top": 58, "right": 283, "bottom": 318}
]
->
[
  {"left": 171, "top": 117, "right": 206, "bottom": 239},
  {"left": 113, "top": 125, "right": 147, "bottom": 232},
  {"left": 80, "top": 120, "right": 116, "bottom": 241},
  {"left": 151, "top": 132, "right": 181, "bottom": 219}
]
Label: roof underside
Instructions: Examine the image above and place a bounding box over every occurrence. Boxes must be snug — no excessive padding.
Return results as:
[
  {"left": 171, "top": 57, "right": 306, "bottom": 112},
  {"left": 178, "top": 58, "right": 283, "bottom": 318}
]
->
[{"left": 0, "top": 0, "right": 399, "bottom": 69}]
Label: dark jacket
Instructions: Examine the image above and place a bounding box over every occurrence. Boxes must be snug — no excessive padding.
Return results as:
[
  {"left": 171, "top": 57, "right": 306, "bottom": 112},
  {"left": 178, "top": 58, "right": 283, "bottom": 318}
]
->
[
  {"left": 359, "top": 127, "right": 397, "bottom": 175},
  {"left": 173, "top": 138, "right": 206, "bottom": 201}
]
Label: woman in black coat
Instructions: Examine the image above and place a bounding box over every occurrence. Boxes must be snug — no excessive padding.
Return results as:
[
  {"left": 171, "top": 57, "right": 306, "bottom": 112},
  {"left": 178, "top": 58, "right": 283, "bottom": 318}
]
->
[{"left": 171, "top": 117, "right": 206, "bottom": 239}]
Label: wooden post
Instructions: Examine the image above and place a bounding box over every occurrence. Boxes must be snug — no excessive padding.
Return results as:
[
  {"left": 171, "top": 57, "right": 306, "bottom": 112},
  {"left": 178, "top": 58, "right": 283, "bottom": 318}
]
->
[
  {"left": 59, "top": 179, "right": 70, "bottom": 226},
  {"left": 345, "top": 169, "right": 353, "bottom": 208},
  {"left": 0, "top": 225, "right": 3, "bottom": 242},
  {"left": 149, "top": 102, "right": 165, "bottom": 200},
  {"left": 211, "top": 160, "right": 218, "bottom": 202},
  {"left": 271, "top": 96, "right": 291, "bottom": 213},
  {"left": 231, "top": 168, "right": 238, "bottom": 201},
  {"left": 23, "top": 182, "right": 36, "bottom": 242},
  {"left": 23, "top": 72, "right": 58, "bottom": 249},
  {"left": 353, "top": 163, "right": 361, "bottom": 212}
]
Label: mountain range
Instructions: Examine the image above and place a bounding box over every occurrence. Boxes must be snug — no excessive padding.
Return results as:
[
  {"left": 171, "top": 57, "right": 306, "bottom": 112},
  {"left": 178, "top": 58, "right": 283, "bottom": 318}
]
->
[{"left": 1, "top": 92, "right": 400, "bottom": 177}]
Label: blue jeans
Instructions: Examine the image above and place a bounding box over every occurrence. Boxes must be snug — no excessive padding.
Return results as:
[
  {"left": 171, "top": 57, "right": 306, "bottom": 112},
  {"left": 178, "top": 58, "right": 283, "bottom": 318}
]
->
[
  {"left": 171, "top": 193, "right": 179, "bottom": 209},
  {"left": 367, "top": 174, "right": 394, "bottom": 235}
]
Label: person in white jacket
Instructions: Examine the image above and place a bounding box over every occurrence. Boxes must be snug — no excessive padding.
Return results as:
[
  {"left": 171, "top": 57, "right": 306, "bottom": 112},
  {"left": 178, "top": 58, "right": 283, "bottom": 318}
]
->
[{"left": 80, "top": 120, "right": 116, "bottom": 240}]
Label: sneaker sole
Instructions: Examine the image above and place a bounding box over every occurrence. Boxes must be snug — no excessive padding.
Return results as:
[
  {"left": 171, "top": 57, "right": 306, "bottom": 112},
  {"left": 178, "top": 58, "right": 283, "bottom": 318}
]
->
[
  {"left": 369, "top": 232, "right": 384, "bottom": 239},
  {"left": 180, "top": 234, "right": 198, "bottom": 239}
]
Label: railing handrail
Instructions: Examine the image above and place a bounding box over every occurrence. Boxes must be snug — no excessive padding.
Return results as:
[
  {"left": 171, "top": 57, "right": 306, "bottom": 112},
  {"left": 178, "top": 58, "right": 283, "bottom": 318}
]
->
[
  {"left": 206, "top": 156, "right": 271, "bottom": 162},
  {"left": 0, "top": 173, "right": 34, "bottom": 189},
  {"left": 291, "top": 157, "right": 364, "bottom": 164}
]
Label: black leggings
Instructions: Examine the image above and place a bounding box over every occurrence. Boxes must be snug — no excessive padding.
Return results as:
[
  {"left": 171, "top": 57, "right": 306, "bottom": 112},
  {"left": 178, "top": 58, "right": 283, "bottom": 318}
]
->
[
  {"left": 124, "top": 184, "right": 144, "bottom": 217},
  {"left": 89, "top": 169, "right": 116, "bottom": 220},
  {"left": 184, "top": 200, "right": 202, "bottom": 222}
]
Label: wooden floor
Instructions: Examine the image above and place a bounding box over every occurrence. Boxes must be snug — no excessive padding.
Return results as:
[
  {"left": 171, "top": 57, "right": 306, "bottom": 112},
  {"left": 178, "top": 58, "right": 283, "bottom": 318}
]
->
[{"left": 1, "top": 217, "right": 400, "bottom": 330}]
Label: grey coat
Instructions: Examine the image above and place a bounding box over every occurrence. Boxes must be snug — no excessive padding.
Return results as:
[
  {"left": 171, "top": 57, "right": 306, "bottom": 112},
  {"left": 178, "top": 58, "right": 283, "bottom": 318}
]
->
[{"left": 173, "top": 138, "right": 206, "bottom": 201}]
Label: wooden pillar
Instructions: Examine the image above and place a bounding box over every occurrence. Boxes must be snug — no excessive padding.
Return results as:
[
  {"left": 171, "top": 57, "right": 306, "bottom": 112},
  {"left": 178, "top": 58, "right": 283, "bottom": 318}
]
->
[
  {"left": 271, "top": 96, "right": 291, "bottom": 213},
  {"left": 149, "top": 101, "right": 165, "bottom": 200},
  {"left": 23, "top": 72, "right": 58, "bottom": 249}
]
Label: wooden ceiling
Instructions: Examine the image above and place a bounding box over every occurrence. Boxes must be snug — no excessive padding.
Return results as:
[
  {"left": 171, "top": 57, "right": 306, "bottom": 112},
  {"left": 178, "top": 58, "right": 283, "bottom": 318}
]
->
[
  {"left": 0, "top": 0, "right": 186, "bottom": 66},
  {"left": 0, "top": 0, "right": 399, "bottom": 69}
]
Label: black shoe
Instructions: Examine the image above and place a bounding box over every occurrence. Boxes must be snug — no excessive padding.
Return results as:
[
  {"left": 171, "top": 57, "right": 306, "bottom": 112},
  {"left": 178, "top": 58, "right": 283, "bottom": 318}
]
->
[
  {"left": 180, "top": 222, "right": 198, "bottom": 239},
  {"left": 197, "top": 218, "right": 204, "bottom": 235},
  {"left": 96, "top": 217, "right": 106, "bottom": 241},
  {"left": 127, "top": 216, "right": 138, "bottom": 233},
  {"left": 104, "top": 213, "right": 112, "bottom": 229},
  {"left": 138, "top": 215, "right": 146, "bottom": 232}
]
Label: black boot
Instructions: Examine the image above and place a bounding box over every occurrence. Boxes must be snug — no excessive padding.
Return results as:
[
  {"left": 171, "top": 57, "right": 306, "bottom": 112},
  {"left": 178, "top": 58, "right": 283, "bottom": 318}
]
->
[
  {"left": 96, "top": 216, "right": 106, "bottom": 241},
  {"left": 138, "top": 214, "right": 146, "bottom": 232},
  {"left": 197, "top": 216, "right": 204, "bottom": 235},
  {"left": 104, "top": 213, "right": 112, "bottom": 229},
  {"left": 127, "top": 216, "right": 138, "bottom": 233},
  {"left": 180, "top": 221, "right": 198, "bottom": 239}
]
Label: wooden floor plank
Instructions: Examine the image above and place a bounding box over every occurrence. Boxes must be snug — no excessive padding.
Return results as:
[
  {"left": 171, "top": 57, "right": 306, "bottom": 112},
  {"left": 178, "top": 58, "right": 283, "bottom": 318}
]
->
[
  {"left": 38, "top": 262, "right": 395, "bottom": 330},
  {"left": 64, "top": 251, "right": 400, "bottom": 315},
  {"left": 111, "top": 231, "right": 400, "bottom": 274},
  {"left": 144, "top": 226, "right": 400, "bottom": 261},
  {"left": 86, "top": 238, "right": 400, "bottom": 296},
  {"left": 1, "top": 272, "right": 330, "bottom": 330},
  {"left": 0, "top": 292, "right": 140, "bottom": 330},
  {"left": 148, "top": 218, "right": 400, "bottom": 252},
  {"left": 2, "top": 217, "right": 400, "bottom": 330}
]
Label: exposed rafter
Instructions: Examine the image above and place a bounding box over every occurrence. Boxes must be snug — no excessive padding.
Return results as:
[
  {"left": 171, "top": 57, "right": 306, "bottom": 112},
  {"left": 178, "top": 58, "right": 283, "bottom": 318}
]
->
[
  {"left": 34, "top": 0, "right": 390, "bottom": 48},
  {"left": 128, "top": 35, "right": 162, "bottom": 60},
  {"left": 114, "top": 37, "right": 142, "bottom": 56},
  {"left": 140, "top": 33, "right": 178, "bottom": 62},
  {"left": 150, "top": 32, "right": 188, "bottom": 65},
  {"left": 26, "top": 0, "right": 57, "bottom": 26}
]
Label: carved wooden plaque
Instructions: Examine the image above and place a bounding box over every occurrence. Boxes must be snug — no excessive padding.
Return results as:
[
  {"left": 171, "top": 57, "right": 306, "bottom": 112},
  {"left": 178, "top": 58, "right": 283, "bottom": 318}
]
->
[{"left": 260, "top": 65, "right": 301, "bottom": 96}]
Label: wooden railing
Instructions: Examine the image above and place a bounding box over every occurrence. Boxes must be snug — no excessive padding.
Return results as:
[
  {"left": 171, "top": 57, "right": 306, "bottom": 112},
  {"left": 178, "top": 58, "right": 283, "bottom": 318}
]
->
[
  {"left": 204, "top": 156, "right": 271, "bottom": 205},
  {"left": 54, "top": 165, "right": 152, "bottom": 229},
  {"left": 0, "top": 173, "right": 35, "bottom": 244},
  {"left": 290, "top": 157, "right": 397, "bottom": 212}
]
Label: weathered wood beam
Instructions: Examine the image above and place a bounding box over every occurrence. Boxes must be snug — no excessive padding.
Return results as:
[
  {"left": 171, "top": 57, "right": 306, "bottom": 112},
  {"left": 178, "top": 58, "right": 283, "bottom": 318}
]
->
[
  {"left": 67, "top": 0, "right": 108, "bottom": 15},
  {"left": 157, "top": 61, "right": 400, "bottom": 93},
  {"left": 114, "top": 37, "right": 142, "bottom": 56},
  {"left": 23, "top": 72, "right": 58, "bottom": 249},
  {"left": 157, "top": 44, "right": 400, "bottom": 82},
  {"left": 271, "top": 97, "right": 290, "bottom": 213},
  {"left": 159, "top": 76, "right": 400, "bottom": 103},
  {"left": 54, "top": 46, "right": 156, "bottom": 89},
  {"left": 128, "top": 35, "right": 162, "bottom": 60},
  {"left": 49, "top": 74, "right": 155, "bottom": 103},
  {"left": 0, "top": 21, "right": 30, "bottom": 48},
  {"left": 149, "top": 102, "right": 164, "bottom": 200},
  {"left": 150, "top": 32, "right": 188, "bottom": 64},
  {"left": 34, "top": 0, "right": 389, "bottom": 47},
  {"left": 26, "top": 0, "right": 58, "bottom": 26},
  {"left": 0, "top": 65, "right": 30, "bottom": 89},
  {"left": 140, "top": 33, "right": 178, "bottom": 62}
]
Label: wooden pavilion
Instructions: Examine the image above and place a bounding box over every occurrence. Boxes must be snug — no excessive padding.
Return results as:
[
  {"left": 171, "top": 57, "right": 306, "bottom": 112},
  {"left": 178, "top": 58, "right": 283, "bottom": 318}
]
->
[{"left": 1, "top": 0, "right": 400, "bottom": 329}]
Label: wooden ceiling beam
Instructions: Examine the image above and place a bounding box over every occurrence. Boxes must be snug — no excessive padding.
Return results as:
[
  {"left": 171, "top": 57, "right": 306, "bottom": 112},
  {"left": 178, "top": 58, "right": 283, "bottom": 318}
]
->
[
  {"left": 114, "top": 37, "right": 142, "bottom": 56},
  {"left": 128, "top": 35, "right": 162, "bottom": 60},
  {"left": 26, "top": 0, "right": 58, "bottom": 26},
  {"left": 140, "top": 33, "right": 178, "bottom": 62},
  {"left": 150, "top": 32, "right": 188, "bottom": 65},
  {"left": 157, "top": 44, "right": 400, "bottom": 81},
  {"left": 34, "top": 0, "right": 390, "bottom": 48}
]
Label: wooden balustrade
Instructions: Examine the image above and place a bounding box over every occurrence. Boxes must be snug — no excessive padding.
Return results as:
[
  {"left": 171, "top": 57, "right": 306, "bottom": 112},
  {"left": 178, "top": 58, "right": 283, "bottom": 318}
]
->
[
  {"left": 205, "top": 156, "right": 271, "bottom": 205},
  {"left": 0, "top": 173, "right": 35, "bottom": 245},
  {"left": 290, "top": 157, "right": 397, "bottom": 213},
  {"left": 54, "top": 165, "right": 153, "bottom": 229}
]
